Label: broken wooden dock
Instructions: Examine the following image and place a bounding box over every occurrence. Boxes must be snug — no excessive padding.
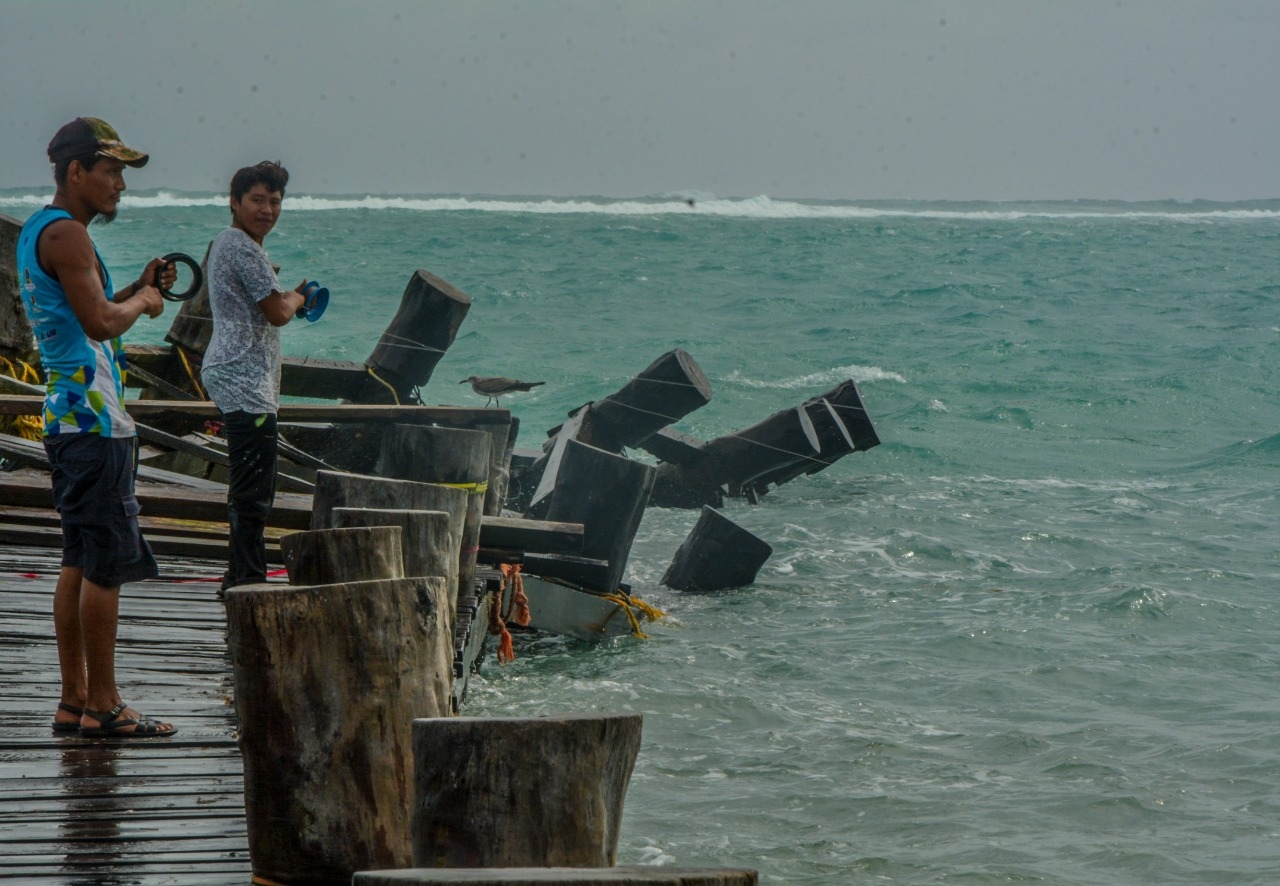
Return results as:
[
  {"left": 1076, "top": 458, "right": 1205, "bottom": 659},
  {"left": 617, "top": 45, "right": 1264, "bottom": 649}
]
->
[{"left": 0, "top": 545, "right": 254, "bottom": 883}]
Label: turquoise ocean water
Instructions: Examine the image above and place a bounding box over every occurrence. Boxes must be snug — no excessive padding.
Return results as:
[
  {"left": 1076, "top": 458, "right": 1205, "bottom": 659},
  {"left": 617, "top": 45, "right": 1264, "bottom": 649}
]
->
[{"left": 4, "top": 190, "right": 1279, "bottom": 884}]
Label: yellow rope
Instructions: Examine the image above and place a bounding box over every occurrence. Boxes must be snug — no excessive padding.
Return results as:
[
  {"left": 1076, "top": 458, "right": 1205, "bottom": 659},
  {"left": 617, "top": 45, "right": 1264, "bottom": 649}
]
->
[
  {"left": 625, "top": 593, "right": 667, "bottom": 621},
  {"left": 601, "top": 592, "right": 647, "bottom": 638},
  {"left": 600, "top": 590, "right": 667, "bottom": 639},
  {"left": 174, "top": 346, "right": 207, "bottom": 400},
  {"left": 366, "top": 365, "right": 401, "bottom": 405},
  {"left": 437, "top": 480, "right": 489, "bottom": 495},
  {"left": 0, "top": 356, "right": 45, "bottom": 439}
]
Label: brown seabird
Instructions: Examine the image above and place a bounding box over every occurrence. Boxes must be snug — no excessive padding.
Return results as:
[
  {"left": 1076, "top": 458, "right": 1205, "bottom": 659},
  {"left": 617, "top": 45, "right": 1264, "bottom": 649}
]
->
[{"left": 460, "top": 375, "right": 545, "bottom": 407}]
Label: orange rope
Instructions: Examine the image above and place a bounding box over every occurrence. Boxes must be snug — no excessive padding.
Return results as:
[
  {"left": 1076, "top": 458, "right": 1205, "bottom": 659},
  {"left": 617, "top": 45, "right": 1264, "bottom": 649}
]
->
[
  {"left": 488, "top": 582, "right": 515, "bottom": 664},
  {"left": 501, "top": 563, "right": 531, "bottom": 627}
]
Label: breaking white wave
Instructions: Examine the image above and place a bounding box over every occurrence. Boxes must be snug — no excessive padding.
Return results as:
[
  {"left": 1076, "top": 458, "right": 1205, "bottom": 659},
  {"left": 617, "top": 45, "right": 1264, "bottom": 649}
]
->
[
  {"left": 3, "top": 189, "right": 1279, "bottom": 222},
  {"left": 724, "top": 364, "right": 907, "bottom": 389}
]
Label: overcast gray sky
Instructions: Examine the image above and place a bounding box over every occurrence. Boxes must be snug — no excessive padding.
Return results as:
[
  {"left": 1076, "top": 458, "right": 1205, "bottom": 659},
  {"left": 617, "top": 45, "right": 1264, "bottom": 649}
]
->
[{"left": 2, "top": 0, "right": 1276, "bottom": 201}]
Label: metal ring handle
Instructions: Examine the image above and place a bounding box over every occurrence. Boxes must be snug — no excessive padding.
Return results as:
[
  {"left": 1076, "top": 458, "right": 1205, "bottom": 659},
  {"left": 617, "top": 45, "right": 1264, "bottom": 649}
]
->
[{"left": 157, "top": 252, "right": 203, "bottom": 302}]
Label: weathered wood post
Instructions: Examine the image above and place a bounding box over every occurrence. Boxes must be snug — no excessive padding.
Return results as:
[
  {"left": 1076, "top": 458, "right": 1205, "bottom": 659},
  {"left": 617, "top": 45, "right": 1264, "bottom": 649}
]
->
[
  {"left": 311, "top": 470, "right": 469, "bottom": 620},
  {"left": 483, "top": 415, "right": 519, "bottom": 517},
  {"left": 661, "top": 506, "right": 773, "bottom": 593},
  {"left": 225, "top": 575, "right": 452, "bottom": 884},
  {"left": 530, "top": 440, "right": 655, "bottom": 593},
  {"left": 332, "top": 507, "right": 453, "bottom": 582},
  {"left": 357, "top": 271, "right": 471, "bottom": 404},
  {"left": 410, "top": 714, "right": 642, "bottom": 868},
  {"left": 377, "top": 425, "right": 491, "bottom": 616},
  {"left": 280, "top": 525, "right": 405, "bottom": 585},
  {"left": 582, "top": 348, "right": 713, "bottom": 453},
  {"left": 746, "top": 380, "right": 881, "bottom": 496},
  {"left": 0, "top": 213, "right": 35, "bottom": 361},
  {"left": 649, "top": 406, "right": 823, "bottom": 509}
]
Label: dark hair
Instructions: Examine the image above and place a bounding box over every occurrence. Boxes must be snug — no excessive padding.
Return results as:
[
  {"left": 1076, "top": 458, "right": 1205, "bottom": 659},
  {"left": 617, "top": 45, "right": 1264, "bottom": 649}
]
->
[
  {"left": 53, "top": 152, "right": 104, "bottom": 187},
  {"left": 229, "top": 161, "right": 289, "bottom": 203}
]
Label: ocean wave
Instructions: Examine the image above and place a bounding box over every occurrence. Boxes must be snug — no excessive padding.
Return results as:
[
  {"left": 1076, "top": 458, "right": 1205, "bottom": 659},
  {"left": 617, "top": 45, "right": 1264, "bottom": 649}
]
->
[
  {"left": 2, "top": 189, "right": 1279, "bottom": 221},
  {"left": 724, "top": 364, "right": 907, "bottom": 389}
]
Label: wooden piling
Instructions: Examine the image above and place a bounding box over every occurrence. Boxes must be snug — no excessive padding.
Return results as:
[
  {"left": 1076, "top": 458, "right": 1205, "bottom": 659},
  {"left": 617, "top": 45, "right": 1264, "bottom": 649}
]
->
[
  {"left": 333, "top": 507, "right": 454, "bottom": 582},
  {"left": 660, "top": 506, "right": 773, "bottom": 593},
  {"left": 280, "top": 524, "right": 405, "bottom": 585},
  {"left": 649, "top": 406, "right": 822, "bottom": 509},
  {"left": 225, "top": 576, "right": 453, "bottom": 884},
  {"left": 311, "top": 469, "right": 469, "bottom": 629},
  {"left": 0, "top": 213, "right": 34, "bottom": 360},
  {"left": 360, "top": 270, "right": 471, "bottom": 404},
  {"left": 377, "top": 424, "right": 491, "bottom": 618},
  {"left": 409, "top": 714, "right": 642, "bottom": 868},
  {"left": 584, "top": 348, "right": 713, "bottom": 453},
  {"left": 532, "top": 439, "right": 655, "bottom": 593}
]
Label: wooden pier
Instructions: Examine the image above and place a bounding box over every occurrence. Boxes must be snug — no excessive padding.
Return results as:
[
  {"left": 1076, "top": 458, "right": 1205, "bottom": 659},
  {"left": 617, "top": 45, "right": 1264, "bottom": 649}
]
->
[{"left": 0, "top": 545, "right": 254, "bottom": 883}]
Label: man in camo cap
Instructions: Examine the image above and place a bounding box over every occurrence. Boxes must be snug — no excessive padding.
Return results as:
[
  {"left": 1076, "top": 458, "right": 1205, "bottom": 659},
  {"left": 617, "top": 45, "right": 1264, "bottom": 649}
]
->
[{"left": 17, "top": 117, "right": 177, "bottom": 738}]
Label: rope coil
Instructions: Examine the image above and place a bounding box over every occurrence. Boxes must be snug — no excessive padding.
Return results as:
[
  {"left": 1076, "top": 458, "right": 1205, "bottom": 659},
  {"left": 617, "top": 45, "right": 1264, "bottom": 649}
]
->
[{"left": 0, "top": 356, "right": 45, "bottom": 439}]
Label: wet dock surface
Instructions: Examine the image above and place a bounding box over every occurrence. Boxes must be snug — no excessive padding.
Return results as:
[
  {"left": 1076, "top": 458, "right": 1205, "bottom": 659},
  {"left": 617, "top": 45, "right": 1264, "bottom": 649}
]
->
[{"left": 0, "top": 546, "right": 253, "bottom": 884}]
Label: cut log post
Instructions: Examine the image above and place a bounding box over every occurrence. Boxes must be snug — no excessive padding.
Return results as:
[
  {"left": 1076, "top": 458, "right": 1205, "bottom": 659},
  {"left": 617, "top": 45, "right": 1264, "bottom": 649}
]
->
[
  {"left": 280, "top": 525, "right": 405, "bottom": 585},
  {"left": 747, "top": 381, "right": 880, "bottom": 496},
  {"left": 376, "top": 424, "right": 491, "bottom": 619},
  {"left": 162, "top": 242, "right": 214, "bottom": 355},
  {"left": 225, "top": 576, "right": 452, "bottom": 884},
  {"left": 523, "top": 407, "right": 595, "bottom": 518},
  {"left": 660, "top": 506, "right": 773, "bottom": 593},
  {"left": 0, "top": 213, "right": 35, "bottom": 361},
  {"left": 353, "top": 868, "right": 759, "bottom": 885},
  {"left": 537, "top": 439, "right": 655, "bottom": 593},
  {"left": 478, "top": 416, "right": 514, "bottom": 517},
  {"left": 311, "top": 470, "right": 468, "bottom": 626},
  {"left": 649, "top": 406, "right": 821, "bottom": 509},
  {"left": 582, "top": 349, "right": 713, "bottom": 453},
  {"left": 818, "top": 378, "right": 880, "bottom": 453},
  {"left": 485, "top": 415, "right": 520, "bottom": 516},
  {"left": 409, "top": 714, "right": 642, "bottom": 868},
  {"left": 357, "top": 270, "right": 471, "bottom": 404},
  {"left": 706, "top": 405, "right": 821, "bottom": 494},
  {"left": 333, "top": 507, "right": 454, "bottom": 582},
  {"left": 635, "top": 426, "right": 708, "bottom": 467},
  {"left": 747, "top": 397, "right": 854, "bottom": 495},
  {"left": 649, "top": 460, "right": 723, "bottom": 511}
]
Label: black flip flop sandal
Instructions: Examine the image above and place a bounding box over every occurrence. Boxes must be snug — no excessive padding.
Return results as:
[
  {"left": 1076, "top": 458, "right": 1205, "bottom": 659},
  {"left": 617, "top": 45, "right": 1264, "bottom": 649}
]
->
[
  {"left": 51, "top": 702, "right": 84, "bottom": 734},
  {"left": 79, "top": 702, "right": 177, "bottom": 739}
]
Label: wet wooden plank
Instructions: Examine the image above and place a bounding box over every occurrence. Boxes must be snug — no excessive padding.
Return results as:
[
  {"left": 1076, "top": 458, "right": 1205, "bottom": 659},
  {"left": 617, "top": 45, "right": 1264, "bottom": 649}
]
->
[{"left": 0, "top": 546, "right": 253, "bottom": 884}]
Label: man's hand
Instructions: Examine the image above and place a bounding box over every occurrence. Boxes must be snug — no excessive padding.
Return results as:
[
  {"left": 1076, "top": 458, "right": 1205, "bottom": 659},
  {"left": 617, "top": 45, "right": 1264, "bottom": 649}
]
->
[
  {"left": 139, "top": 257, "right": 178, "bottom": 294},
  {"left": 134, "top": 285, "right": 165, "bottom": 319}
]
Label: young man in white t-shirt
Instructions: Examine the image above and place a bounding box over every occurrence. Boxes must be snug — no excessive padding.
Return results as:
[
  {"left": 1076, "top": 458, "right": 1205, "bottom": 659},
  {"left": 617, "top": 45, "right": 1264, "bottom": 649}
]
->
[{"left": 200, "top": 161, "right": 310, "bottom": 592}]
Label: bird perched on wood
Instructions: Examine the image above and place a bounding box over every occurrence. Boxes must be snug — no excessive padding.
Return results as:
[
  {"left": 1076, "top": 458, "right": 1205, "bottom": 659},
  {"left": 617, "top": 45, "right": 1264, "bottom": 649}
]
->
[{"left": 461, "top": 375, "right": 545, "bottom": 407}]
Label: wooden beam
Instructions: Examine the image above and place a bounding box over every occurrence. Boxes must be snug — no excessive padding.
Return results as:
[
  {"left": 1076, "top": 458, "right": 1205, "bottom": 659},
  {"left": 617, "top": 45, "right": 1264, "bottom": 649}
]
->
[
  {"left": 0, "top": 471, "right": 312, "bottom": 529},
  {"left": 477, "top": 515, "right": 584, "bottom": 556}
]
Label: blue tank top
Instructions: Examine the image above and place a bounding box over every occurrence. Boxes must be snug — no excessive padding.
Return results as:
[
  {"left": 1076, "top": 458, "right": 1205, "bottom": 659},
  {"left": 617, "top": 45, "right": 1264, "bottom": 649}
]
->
[{"left": 16, "top": 206, "right": 135, "bottom": 438}]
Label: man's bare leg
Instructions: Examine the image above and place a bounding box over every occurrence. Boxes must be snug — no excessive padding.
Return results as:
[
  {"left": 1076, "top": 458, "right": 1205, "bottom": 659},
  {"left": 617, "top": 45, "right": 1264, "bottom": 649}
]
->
[
  {"left": 52, "top": 565, "right": 87, "bottom": 730},
  {"left": 78, "top": 576, "right": 174, "bottom": 735}
]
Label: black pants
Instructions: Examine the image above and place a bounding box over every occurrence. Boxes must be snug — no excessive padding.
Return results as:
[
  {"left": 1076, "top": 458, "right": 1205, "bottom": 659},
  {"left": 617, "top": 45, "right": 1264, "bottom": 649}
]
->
[{"left": 222, "top": 411, "right": 278, "bottom": 588}]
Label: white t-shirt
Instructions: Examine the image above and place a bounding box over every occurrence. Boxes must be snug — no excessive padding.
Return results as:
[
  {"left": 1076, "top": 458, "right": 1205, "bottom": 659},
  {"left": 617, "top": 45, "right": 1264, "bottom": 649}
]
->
[{"left": 200, "top": 227, "right": 282, "bottom": 414}]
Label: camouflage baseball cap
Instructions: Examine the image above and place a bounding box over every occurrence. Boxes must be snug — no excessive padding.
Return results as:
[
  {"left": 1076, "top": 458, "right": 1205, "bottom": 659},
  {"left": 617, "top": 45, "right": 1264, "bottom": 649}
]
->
[{"left": 47, "top": 117, "right": 149, "bottom": 167}]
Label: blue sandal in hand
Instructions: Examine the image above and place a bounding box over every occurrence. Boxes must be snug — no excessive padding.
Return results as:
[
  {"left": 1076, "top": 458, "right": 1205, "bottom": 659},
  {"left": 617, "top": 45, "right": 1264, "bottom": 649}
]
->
[{"left": 79, "top": 702, "right": 177, "bottom": 739}]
